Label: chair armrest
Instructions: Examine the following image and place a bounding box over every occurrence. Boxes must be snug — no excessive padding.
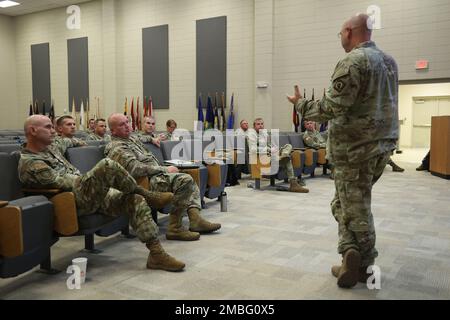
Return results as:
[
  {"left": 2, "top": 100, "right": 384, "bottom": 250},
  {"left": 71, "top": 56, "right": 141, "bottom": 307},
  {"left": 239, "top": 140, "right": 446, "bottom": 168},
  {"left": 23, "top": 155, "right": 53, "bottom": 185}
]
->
[
  {"left": 0, "top": 205, "right": 23, "bottom": 257},
  {"left": 22, "top": 188, "right": 62, "bottom": 197},
  {"left": 49, "top": 192, "right": 79, "bottom": 236},
  {"left": 179, "top": 168, "right": 201, "bottom": 188},
  {"left": 304, "top": 149, "right": 315, "bottom": 166},
  {"left": 291, "top": 150, "right": 303, "bottom": 169},
  {"left": 0, "top": 201, "right": 9, "bottom": 208},
  {"left": 206, "top": 164, "right": 221, "bottom": 187},
  {"left": 317, "top": 148, "right": 327, "bottom": 165}
]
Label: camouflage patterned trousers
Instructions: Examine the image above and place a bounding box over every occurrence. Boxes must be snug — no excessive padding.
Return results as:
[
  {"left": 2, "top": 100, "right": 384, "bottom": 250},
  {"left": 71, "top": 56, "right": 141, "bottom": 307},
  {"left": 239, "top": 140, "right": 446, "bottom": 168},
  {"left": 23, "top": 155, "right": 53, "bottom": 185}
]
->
[
  {"left": 331, "top": 151, "right": 390, "bottom": 267},
  {"left": 73, "top": 159, "right": 158, "bottom": 243},
  {"left": 149, "top": 172, "right": 201, "bottom": 212},
  {"left": 279, "top": 144, "right": 295, "bottom": 180}
]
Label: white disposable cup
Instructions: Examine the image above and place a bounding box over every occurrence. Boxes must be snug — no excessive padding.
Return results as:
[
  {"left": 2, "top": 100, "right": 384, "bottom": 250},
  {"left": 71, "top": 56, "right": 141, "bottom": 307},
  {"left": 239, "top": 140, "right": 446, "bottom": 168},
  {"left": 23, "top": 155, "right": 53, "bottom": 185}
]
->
[{"left": 72, "top": 257, "right": 87, "bottom": 284}]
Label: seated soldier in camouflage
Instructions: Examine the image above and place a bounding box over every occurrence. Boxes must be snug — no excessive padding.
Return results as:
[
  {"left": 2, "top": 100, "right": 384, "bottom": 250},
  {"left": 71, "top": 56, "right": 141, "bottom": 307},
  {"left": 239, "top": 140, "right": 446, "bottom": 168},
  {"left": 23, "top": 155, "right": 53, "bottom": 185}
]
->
[
  {"left": 160, "top": 119, "right": 178, "bottom": 141},
  {"left": 248, "top": 118, "right": 309, "bottom": 193},
  {"left": 54, "top": 115, "right": 87, "bottom": 154},
  {"left": 303, "top": 121, "right": 327, "bottom": 149},
  {"left": 86, "top": 118, "right": 111, "bottom": 142},
  {"left": 19, "top": 115, "right": 184, "bottom": 272},
  {"left": 105, "top": 113, "right": 221, "bottom": 241},
  {"left": 136, "top": 116, "right": 163, "bottom": 147}
]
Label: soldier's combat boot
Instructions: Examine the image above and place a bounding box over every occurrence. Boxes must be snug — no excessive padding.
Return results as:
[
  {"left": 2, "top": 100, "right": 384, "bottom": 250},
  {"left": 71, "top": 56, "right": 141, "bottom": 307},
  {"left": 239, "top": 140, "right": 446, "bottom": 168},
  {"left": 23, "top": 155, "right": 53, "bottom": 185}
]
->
[
  {"left": 146, "top": 239, "right": 185, "bottom": 272},
  {"left": 188, "top": 208, "right": 221, "bottom": 233},
  {"left": 331, "top": 264, "right": 370, "bottom": 283},
  {"left": 289, "top": 179, "right": 309, "bottom": 193},
  {"left": 388, "top": 159, "right": 404, "bottom": 172},
  {"left": 336, "top": 249, "right": 361, "bottom": 288},
  {"left": 135, "top": 186, "right": 174, "bottom": 209},
  {"left": 166, "top": 209, "right": 200, "bottom": 241}
]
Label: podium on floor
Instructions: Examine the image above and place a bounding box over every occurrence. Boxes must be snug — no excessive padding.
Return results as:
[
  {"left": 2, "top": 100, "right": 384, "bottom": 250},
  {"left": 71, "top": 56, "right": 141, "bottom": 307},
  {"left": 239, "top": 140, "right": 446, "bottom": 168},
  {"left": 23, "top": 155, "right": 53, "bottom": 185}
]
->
[{"left": 430, "top": 116, "right": 450, "bottom": 179}]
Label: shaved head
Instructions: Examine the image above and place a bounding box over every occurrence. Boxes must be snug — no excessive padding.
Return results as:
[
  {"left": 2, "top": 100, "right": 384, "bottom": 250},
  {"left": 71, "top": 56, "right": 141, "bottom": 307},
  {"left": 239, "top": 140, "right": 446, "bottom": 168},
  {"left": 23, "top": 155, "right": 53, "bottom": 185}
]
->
[
  {"left": 108, "top": 113, "right": 131, "bottom": 138},
  {"left": 23, "top": 115, "right": 55, "bottom": 150},
  {"left": 24, "top": 115, "right": 51, "bottom": 135},
  {"left": 340, "top": 13, "right": 372, "bottom": 53}
]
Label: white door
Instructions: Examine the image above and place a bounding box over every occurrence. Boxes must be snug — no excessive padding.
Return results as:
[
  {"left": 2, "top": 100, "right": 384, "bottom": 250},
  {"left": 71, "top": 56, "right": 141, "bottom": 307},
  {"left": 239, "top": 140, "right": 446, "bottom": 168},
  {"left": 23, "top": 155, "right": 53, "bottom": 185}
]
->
[{"left": 412, "top": 97, "right": 450, "bottom": 147}]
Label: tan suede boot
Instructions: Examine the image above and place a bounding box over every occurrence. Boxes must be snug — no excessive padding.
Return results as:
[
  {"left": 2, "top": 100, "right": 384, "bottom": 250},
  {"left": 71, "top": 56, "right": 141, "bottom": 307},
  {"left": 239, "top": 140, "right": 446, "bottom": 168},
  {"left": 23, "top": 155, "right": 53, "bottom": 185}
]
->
[
  {"left": 166, "top": 209, "right": 200, "bottom": 241},
  {"left": 289, "top": 179, "right": 309, "bottom": 193},
  {"left": 336, "top": 249, "right": 361, "bottom": 288},
  {"left": 146, "top": 239, "right": 185, "bottom": 272},
  {"left": 135, "top": 186, "right": 174, "bottom": 209},
  {"left": 188, "top": 208, "right": 221, "bottom": 233}
]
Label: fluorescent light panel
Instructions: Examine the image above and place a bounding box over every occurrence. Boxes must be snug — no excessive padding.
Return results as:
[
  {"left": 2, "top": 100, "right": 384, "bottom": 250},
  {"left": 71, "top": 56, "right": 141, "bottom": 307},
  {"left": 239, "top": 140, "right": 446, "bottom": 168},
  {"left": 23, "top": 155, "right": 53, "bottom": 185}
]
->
[{"left": 0, "top": 1, "right": 21, "bottom": 8}]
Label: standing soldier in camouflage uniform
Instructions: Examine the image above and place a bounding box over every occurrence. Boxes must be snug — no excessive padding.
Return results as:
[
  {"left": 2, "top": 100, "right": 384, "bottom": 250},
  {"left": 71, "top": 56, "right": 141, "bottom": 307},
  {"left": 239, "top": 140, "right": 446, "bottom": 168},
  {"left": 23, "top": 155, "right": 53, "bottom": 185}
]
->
[
  {"left": 86, "top": 118, "right": 111, "bottom": 142},
  {"left": 136, "top": 116, "right": 162, "bottom": 147},
  {"left": 19, "top": 115, "right": 184, "bottom": 272},
  {"left": 247, "top": 118, "right": 308, "bottom": 192},
  {"left": 288, "top": 14, "right": 399, "bottom": 288},
  {"left": 54, "top": 115, "right": 87, "bottom": 154},
  {"left": 303, "top": 121, "right": 327, "bottom": 149},
  {"left": 105, "top": 113, "right": 221, "bottom": 242}
]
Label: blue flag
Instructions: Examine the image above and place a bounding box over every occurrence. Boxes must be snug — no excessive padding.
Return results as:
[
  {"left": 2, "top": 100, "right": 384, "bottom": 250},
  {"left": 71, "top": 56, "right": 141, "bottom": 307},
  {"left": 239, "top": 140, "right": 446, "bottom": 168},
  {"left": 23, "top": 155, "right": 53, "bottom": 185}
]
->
[
  {"left": 205, "top": 95, "right": 214, "bottom": 130},
  {"left": 197, "top": 94, "right": 204, "bottom": 122},
  {"left": 227, "top": 93, "right": 235, "bottom": 129}
]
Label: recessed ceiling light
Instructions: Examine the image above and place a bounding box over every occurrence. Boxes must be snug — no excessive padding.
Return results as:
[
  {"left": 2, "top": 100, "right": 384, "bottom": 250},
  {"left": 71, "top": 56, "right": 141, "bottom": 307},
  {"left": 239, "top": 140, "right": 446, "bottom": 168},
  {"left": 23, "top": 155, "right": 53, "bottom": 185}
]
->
[{"left": 0, "top": 1, "right": 21, "bottom": 8}]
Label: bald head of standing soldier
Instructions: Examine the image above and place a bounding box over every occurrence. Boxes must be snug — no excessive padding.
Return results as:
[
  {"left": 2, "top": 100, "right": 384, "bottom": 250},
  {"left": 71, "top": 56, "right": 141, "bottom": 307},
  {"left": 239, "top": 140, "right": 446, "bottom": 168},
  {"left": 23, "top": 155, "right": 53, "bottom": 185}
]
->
[{"left": 288, "top": 13, "right": 399, "bottom": 288}]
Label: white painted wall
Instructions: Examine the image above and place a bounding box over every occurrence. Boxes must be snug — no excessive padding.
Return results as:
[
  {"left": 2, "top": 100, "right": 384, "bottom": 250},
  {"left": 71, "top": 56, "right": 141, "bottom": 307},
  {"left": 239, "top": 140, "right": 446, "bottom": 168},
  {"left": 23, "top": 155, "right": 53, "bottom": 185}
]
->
[
  {"left": 0, "top": 15, "right": 18, "bottom": 129},
  {"left": 2, "top": 0, "right": 450, "bottom": 131}
]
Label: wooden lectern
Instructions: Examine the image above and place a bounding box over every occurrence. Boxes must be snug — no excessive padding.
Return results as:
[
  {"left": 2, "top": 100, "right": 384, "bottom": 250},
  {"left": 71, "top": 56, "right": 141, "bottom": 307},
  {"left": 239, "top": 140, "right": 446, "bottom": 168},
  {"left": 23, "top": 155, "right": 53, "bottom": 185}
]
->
[{"left": 430, "top": 116, "right": 450, "bottom": 179}]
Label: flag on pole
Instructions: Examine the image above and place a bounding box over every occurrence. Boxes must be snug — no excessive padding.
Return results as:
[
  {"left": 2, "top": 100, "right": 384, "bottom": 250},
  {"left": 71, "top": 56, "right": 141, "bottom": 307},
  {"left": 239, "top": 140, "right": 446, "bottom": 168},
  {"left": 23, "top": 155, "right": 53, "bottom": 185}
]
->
[
  {"left": 34, "top": 100, "right": 39, "bottom": 115},
  {"left": 49, "top": 100, "right": 55, "bottom": 124},
  {"left": 220, "top": 92, "right": 226, "bottom": 132},
  {"left": 124, "top": 97, "right": 128, "bottom": 115},
  {"left": 148, "top": 96, "right": 153, "bottom": 117},
  {"left": 131, "top": 97, "right": 135, "bottom": 131},
  {"left": 213, "top": 92, "right": 219, "bottom": 130},
  {"left": 143, "top": 96, "right": 148, "bottom": 117},
  {"left": 86, "top": 98, "right": 90, "bottom": 130},
  {"left": 227, "top": 93, "right": 235, "bottom": 130},
  {"left": 197, "top": 93, "right": 204, "bottom": 122},
  {"left": 71, "top": 98, "right": 78, "bottom": 130},
  {"left": 293, "top": 105, "right": 299, "bottom": 132},
  {"left": 80, "top": 100, "right": 85, "bottom": 131},
  {"left": 136, "top": 97, "right": 141, "bottom": 131},
  {"left": 29, "top": 101, "right": 33, "bottom": 116},
  {"left": 205, "top": 94, "right": 214, "bottom": 130}
]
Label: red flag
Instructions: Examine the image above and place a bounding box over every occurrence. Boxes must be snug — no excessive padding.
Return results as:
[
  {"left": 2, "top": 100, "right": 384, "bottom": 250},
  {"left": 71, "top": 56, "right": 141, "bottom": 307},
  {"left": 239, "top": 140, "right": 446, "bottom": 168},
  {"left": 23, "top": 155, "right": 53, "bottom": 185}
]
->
[
  {"left": 143, "top": 96, "right": 148, "bottom": 117},
  {"left": 148, "top": 96, "right": 153, "bottom": 117},
  {"left": 293, "top": 105, "right": 299, "bottom": 133},
  {"left": 130, "top": 97, "right": 135, "bottom": 131},
  {"left": 136, "top": 97, "right": 141, "bottom": 131}
]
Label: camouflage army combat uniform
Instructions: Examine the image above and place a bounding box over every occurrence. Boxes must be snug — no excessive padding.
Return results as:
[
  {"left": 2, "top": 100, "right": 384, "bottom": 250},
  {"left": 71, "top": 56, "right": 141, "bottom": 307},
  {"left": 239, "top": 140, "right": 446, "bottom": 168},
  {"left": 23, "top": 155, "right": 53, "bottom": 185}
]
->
[
  {"left": 303, "top": 130, "right": 327, "bottom": 149},
  {"left": 85, "top": 132, "right": 111, "bottom": 142},
  {"left": 247, "top": 128, "right": 295, "bottom": 180},
  {"left": 295, "top": 41, "right": 398, "bottom": 267},
  {"left": 18, "top": 144, "right": 160, "bottom": 243},
  {"left": 136, "top": 132, "right": 158, "bottom": 144},
  {"left": 53, "top": 135, "right": 87, "bottom": 155},
  {"left": 105, "top": 135, "right": 221, "bottom": 241}
]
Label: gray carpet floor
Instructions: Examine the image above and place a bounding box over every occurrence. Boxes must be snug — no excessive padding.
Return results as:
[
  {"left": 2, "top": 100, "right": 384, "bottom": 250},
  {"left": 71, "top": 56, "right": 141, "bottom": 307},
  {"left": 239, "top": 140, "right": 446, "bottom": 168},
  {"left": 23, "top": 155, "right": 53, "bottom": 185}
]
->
[{"left": 1, "top": 153, "right": 449, "bottom": 300}]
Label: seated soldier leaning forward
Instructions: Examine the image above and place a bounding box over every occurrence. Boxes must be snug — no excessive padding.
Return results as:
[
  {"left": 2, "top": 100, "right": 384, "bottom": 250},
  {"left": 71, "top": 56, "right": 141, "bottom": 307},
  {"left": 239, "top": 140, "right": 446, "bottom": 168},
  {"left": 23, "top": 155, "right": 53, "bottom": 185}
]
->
[
  {"left": 18, "top": 114, "right": 185, "bottom": 272},
  {"left": 105, "top": 113, "right": 222, "bottom": 242}
]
